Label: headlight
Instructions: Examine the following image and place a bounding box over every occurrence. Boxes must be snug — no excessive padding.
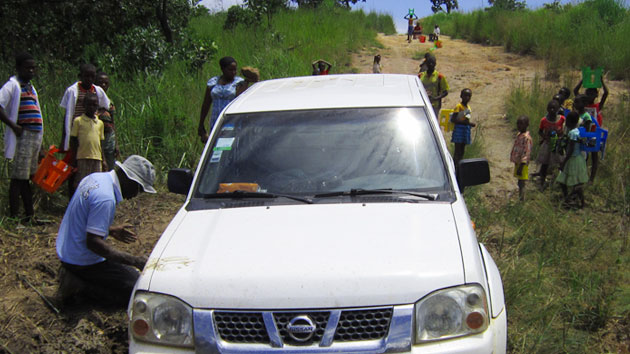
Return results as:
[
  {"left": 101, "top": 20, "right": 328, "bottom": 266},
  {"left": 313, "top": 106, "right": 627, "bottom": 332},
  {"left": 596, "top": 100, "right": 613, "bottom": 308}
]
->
[
  {"left": 414, "top": 284, "right": 489, "bottom": 343},
  {"left": 130, "top": 291, "right": 194, "bottom": 347}
]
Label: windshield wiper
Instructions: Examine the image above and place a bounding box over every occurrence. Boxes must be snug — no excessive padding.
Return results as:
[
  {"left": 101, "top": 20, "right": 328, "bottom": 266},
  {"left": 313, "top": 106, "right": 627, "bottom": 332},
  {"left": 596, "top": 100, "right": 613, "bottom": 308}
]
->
[
  {"left": 313, "top": 189, "right": 436, "bottom": 200},
  {"left": 201, "top": 190, "right": 313, "bottom": 204}
]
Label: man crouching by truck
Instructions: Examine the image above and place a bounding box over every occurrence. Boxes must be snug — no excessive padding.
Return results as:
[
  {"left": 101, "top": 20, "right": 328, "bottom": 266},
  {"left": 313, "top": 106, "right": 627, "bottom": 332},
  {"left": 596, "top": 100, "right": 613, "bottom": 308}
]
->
[{"left": 55, "top": 155, "right": 156, "bottom": 307}]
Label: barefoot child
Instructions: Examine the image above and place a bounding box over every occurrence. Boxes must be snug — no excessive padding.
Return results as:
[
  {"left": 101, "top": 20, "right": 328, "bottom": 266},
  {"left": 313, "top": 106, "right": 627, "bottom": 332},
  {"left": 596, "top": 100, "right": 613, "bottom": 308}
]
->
[
  {"left": 70, "top": 93, "right": 106, "bottom": 190},
  {"left": 556, "top": 112, "right": 588, "bottom": 208},
  {"left": 535, "top": 100, "right": 565, "bottom": 188},
  {"left": 510, "top": 116, "right": 533, "bottom": 201},
  {"left": 451, "top": 88, "right": 475, "bottom": 169}
]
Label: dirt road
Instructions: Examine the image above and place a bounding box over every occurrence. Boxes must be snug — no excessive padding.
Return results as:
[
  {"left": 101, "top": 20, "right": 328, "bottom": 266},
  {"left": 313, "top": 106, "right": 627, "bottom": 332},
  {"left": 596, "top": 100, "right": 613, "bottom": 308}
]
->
[
  {"left": 354, "top": 34, "right": 558, "bottom": 201},
  {"left": 1, "top": 33, "right": 626, "bottom": 353}
]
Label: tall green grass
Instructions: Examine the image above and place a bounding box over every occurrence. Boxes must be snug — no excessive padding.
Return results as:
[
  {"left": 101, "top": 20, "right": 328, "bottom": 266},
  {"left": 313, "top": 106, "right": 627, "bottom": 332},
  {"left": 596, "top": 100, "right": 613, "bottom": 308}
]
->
[
  {"left": 469, "top": 75, "right": 630, "bottom": 353},
  {"left": 0, "top": 8, "right": 393, "bottom": 182},
  {"left": 0, "top": 8, "right": 393, "bottom": 217},
  {"left": 424, "top": 0, "right": 630, "bottom": 80}
]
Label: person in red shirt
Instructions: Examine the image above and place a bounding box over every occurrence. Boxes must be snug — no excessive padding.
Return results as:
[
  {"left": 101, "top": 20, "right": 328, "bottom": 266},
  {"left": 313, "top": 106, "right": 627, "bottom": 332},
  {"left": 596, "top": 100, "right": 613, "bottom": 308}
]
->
[
  {"left": 312, "top": 59, "right": 332, "bottom": 75},
  {"left": 534, "top": 100, "right": 565, "bottom": 189}
]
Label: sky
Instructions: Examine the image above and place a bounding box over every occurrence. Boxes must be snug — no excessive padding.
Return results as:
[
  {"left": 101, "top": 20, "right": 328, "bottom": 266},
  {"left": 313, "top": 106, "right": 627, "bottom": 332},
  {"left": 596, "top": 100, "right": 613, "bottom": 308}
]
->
[{"left": 199, "top": 0, "right": 621, "bottom": 33}]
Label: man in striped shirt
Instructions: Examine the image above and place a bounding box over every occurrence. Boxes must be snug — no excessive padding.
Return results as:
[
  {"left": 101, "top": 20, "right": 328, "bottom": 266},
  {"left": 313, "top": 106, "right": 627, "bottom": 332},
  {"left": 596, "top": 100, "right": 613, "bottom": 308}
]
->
[{"left": 0, "top": 52, "right": 44, "bottom": 223}]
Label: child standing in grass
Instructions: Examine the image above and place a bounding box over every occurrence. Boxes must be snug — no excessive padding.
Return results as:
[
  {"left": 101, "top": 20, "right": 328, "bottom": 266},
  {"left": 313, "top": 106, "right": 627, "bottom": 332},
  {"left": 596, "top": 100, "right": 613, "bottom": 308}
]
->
[
  {"left": 95, "top": 71, "right": 117, "bottom": 171},
  {"left": 61, "top": 63, "right": 110, "bottom": 196},
  {"left": 60, "top": 63, "right": 110, "bottom": 153},
  {"left": 70, "top": 93, "right": 106, "bottom": 190},
  {"left": 510, "top": 116, "right": 533, "bottom": 201},
  {"left": 556, "top": 112, "right": 588, "bottom": 208},
  {"left": 573, "top": 77, "right": 608, "bottom": 183},
  {"left": 534, "top": 100, "right": 565, "bottom": 189},
  {"left": 0, "top": 52, "right": 43, "bottom": 223},
  {"left": 451, "top": 88, "right": 475, "bottom": 169}
]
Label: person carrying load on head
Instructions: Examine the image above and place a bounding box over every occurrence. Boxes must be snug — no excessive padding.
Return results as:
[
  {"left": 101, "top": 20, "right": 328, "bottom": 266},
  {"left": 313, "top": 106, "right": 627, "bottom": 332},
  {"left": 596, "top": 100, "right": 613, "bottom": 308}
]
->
[{"left": 404, "top": 10, "right": 418, "bottom": 43}]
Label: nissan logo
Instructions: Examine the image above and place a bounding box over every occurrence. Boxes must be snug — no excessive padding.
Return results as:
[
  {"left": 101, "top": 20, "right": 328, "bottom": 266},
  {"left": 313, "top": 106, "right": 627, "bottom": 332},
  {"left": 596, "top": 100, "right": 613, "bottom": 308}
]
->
[{"left": 286, "top": 315, "right": 316, "bottom": 342}]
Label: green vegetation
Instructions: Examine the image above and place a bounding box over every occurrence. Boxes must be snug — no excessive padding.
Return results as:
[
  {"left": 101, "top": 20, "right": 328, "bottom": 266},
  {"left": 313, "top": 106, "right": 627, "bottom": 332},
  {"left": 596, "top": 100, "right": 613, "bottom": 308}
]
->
[
  {"left": 0, "top": 7, "right": 393, "bottom": 200},
  {"left": 467, "top": 75, "right": 630, "bottom": 352},
  {"left": 423, "top": 0, "right": 630, "bottom": 80}
]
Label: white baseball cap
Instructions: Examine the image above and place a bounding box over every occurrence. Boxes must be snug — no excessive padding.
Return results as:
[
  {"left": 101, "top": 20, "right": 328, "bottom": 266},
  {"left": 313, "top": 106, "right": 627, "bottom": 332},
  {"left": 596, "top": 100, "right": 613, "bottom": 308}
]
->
[{"left": 115, "top": 155, "right": 156, "bottom": 193}]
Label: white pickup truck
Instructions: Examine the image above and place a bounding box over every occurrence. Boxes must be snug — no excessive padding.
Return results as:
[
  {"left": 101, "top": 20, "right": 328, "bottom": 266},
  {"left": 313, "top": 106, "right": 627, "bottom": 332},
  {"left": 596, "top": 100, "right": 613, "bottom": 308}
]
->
[{"left": 128, "top": 74, "right": 507, "bottom": 353}]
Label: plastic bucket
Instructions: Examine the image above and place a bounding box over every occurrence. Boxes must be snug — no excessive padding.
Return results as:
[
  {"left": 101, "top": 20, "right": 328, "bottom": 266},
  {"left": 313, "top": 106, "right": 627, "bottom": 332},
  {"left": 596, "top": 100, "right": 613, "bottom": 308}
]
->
[
  {"left": 419, "top": 35, "right": 426, "bottom": 43},
  {"left": 32, "top": 146, "right": 74, "bottom": 193},
  {"left": 435, "top": 40, "right": 443, "bottom": 48}
]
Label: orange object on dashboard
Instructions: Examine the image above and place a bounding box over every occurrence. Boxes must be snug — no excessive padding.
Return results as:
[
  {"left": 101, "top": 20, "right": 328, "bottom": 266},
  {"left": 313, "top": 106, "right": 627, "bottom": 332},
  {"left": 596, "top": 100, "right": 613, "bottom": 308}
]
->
[{"left": 217, "top": 183, "right": 259, "bottom": 193}]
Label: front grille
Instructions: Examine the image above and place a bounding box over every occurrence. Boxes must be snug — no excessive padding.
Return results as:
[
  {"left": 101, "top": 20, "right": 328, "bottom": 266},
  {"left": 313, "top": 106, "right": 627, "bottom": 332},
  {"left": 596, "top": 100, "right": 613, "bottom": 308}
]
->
[
  {"left": 274, "top": 311, "right": 329, "bottom": 346},
  {"left": 212, "top": 307, "right": 393, "bottom": 346},
  {"left": 334, "top": 308, "right": 393, "bottom": 341},
  {"left": 214, "top": 312, "right": 270, "bottom": 344}
]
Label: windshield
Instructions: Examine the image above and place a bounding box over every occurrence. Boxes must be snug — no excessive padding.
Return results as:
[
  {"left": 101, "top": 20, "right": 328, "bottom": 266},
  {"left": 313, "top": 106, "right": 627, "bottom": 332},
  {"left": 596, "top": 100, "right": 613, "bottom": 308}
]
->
[{"left": 194, "top": 108, "right": 450, "bottom": 197}]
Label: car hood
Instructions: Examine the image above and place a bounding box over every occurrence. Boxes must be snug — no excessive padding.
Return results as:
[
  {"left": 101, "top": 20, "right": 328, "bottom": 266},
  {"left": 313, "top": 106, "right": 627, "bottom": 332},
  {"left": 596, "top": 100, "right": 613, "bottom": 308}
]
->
[{"left": 144, "top": 202, "right": 464, "bottom": 309}]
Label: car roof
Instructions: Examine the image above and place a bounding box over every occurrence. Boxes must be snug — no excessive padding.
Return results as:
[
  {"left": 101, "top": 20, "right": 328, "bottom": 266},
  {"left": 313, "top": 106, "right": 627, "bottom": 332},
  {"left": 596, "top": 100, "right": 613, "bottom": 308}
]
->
[{"left": 225, "top": 74, "right": 427, "bottom": 114}]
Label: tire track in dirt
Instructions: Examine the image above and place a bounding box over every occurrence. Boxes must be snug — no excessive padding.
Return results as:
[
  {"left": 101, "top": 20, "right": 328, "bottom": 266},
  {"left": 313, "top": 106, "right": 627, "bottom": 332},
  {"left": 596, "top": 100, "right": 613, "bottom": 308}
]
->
[{"left": 353, "top": 34, "right": 546, "bottom": 201}]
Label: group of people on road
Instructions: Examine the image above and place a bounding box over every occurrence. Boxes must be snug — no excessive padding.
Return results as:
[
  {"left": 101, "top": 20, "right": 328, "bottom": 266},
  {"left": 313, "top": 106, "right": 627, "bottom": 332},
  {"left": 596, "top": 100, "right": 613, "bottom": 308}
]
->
[
  {"left": 407, "top": 46, "right": 610, "bottom": 208},
  {"left": 0, "top": 52, "right": 158, "bottom": 307}
]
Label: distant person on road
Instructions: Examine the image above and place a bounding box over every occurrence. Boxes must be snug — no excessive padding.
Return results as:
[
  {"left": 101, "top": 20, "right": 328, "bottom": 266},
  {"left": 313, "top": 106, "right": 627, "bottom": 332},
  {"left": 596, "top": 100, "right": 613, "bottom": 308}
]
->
[
  {"left": 556, "top": 112, "right": 588, "bottom": 208},
  {"left": 418, "top": 54, "right": 449, "bottom": 116},
  {"left": 95, "top": 71, "right": 118, "bottom": 171},
  {"left": 0, "top": 52, "right": 44, "bottom": 224},
  {"left": 534, "top": 100, "right": 565, "bottom": 189},
  {"left": 312, "top": 59, "right": 332, "bottom": 75},
  {"left": 404, "top": 11, "right": 418, "bottom": 43},
  {"left": 56, "top": 155, "right": 156, "bottom": 306},
  {"left": 413, "top": 21, "right": 423, "bottom": 39},
  {"left": 433, "top": 25, "right": 441, "bottom": 42},
  {"left": 198, "top": 56, "right": 246, "bottom": 144},
  {"left": 510, "top": 116, "right": 533, "bottom": 201},
  {"left": 69, "top": 93, "right": 106, "bottom": 190},
  {"left": 372, "top": 55, "right": 382, "bottom": 73},
  {"left": 451, "top": 88, "right": 475, "bottom": 169}
]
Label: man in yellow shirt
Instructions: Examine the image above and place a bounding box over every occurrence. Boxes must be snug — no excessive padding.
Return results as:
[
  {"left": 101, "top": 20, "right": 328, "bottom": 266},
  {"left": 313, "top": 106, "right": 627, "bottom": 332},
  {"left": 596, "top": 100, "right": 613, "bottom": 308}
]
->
[
  {"left": 418, "top": 54, "right": 449, "bottom": 116},
  {"left": 70, "top": 93, "right": 105, "bottom": 192}
]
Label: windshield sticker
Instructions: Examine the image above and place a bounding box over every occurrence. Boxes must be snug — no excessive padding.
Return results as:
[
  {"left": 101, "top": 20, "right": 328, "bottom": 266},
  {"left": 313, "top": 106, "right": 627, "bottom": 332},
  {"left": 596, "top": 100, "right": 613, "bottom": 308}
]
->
[
  {"left": 221, "top": 124, "right": 235, "bottom": 131},
  {"left": 213, "top": 137, "right": 235, "bottom": 151},
  {"left": 210, "top": 150, "right": 222, "bottom": 163}
]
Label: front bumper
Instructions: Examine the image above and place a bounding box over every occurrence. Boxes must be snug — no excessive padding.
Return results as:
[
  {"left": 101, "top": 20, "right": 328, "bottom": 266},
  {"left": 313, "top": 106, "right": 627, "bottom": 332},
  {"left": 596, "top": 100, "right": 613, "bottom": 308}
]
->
[{"left": 129, "top": 304, "right": 506, "bottom": 354}]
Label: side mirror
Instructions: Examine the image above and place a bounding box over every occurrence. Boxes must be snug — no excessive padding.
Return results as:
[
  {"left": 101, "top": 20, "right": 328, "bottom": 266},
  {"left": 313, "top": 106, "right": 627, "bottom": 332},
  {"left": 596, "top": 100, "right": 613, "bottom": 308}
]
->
[
  {"left": 457, "top": 158, "right": 490, "bottom": 191},
  {"left": 167, "top": 168, "right": 193, "bottom": 195}
]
